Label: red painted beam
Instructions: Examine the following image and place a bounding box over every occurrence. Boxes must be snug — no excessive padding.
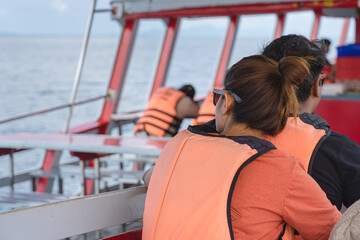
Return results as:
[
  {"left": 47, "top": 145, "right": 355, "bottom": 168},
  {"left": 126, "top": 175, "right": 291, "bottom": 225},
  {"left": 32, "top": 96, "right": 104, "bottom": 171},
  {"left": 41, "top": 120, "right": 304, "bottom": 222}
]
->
[
  {"left": 356, "top": 18, "right": 360, "bottom": 43},
  {"left": 310, "top": 11, "right": 321, "bottom": 40},
  {"left": 274, "top": 14, "right": 285, "bottom": 39},
  {"left": 122, "top": 1, "right": 358, "bottom": 20},
  {"left": 36, "top": 150, "right": 57, "bottom": 192},
  {"left": 302, "top": 0, "right": 358, "bottom": 9},
  {"left": 100, "top": 20, "right": 139, "bottom": 123},
  {"left": 214, "top": 16, "right": 239, "bottom": 87},
  {"left": 315, "top": 99, "right": 360, "bottom": 145},
  {"left": 150, "top": 18, "right": 179, "bottom": 96},
  {"left": 102, "top": 229, "right": 142, "bottom": 240},
  {"left": 339, "top": 18, "right": 350, "bottom": 46}
]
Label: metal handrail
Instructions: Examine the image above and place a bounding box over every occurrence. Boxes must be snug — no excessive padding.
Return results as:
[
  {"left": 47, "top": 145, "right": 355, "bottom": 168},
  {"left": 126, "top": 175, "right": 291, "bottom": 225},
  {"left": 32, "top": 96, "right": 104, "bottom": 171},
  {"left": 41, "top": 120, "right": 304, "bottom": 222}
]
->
[
  {"left": 0, "top": 95, "right": 106, "bottom": 125},
  {"left": 64, "top": 0, "right": 98, "bottom": 133},
  {"left": 94, "top": 9, "right": 112, "bottom": 13}
]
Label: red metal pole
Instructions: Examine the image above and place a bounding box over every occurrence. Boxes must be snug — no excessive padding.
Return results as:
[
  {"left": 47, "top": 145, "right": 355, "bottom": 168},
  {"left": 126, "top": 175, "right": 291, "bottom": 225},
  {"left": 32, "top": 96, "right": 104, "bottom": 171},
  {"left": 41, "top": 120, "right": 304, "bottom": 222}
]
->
[
  {"left": 356, "top": 18, "right": 360, "bottom": 43},
  {"left": 99, "top": 20, "right": 139, "bottom": 123},
  {"left": 274, "top": 14, "right": 285, "bottom": 39},
  {"left": 35, "top": 150, "right": 62, "bottom": 192},
  {"left": 150, "top": 18, "right": 179, "bottom": 96},
  {"left": 213, "top": 16, "right": 239, "bottom": 87},
  {"left": 339, "top": 18, "right": 350, "bottom": 46},
  {"left": 310, "top": 11, "right": 321, "bottom": 40}
]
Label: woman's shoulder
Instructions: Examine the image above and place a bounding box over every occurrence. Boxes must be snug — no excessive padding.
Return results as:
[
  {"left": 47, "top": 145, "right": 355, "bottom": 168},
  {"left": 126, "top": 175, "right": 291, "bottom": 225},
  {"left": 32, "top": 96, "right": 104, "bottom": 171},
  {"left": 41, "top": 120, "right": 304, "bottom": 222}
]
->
[{"left": 256, "top": 148, "right": 306, "bottom": 173}]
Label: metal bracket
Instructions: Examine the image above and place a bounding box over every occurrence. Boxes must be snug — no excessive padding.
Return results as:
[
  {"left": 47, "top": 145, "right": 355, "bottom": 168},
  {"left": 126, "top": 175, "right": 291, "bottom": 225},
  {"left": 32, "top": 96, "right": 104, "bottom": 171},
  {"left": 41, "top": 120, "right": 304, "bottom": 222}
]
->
[{"left": 107, "top": 89, "right": 117, "bottom": 102}]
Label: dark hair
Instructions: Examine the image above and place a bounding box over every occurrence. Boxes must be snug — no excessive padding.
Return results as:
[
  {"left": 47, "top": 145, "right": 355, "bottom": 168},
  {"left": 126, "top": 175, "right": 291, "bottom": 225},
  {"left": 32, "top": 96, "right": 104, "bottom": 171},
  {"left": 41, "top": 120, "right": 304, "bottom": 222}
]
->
[
  {"left": 322, "top": 38, "right": 331, "bottom": 46},
  {"left": 178, "top": 84, "right": 195, "bottom": 99},
  {"left": 224, "top": 55, "right": 309, "bottom": 136},
  {"left": 262, "top": 35, "right": 325, "bottom": 102}
]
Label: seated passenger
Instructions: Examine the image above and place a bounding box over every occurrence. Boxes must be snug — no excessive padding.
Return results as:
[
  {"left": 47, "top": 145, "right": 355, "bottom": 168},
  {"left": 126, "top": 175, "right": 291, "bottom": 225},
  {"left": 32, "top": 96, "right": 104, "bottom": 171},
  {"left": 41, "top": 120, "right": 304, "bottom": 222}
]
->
[
  {"left": 142, "top": 55, "right": 341, "bottom": 240},
  {"left": 330, "top": 199, "right": 360, "bottom": 240},
  {"left": 263, "top": 35, "right": 360, "bottom": 211},
  {"left": 193, "top": 87, "right": 219, "bottom": 125},
  {"left": 134, "top": 84, "right": 199, "bottom": 137},
  {"left": 321, "top": 38, "right": 335, "bottom": 83}
]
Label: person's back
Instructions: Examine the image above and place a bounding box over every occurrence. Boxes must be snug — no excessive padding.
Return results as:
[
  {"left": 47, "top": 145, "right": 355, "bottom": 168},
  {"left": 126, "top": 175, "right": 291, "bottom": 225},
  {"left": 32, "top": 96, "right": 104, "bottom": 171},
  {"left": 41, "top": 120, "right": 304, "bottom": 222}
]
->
[
  {"left": 143, "top": 55, "right": 341, "bottom": 240},
  {"left": 262, "top": 34, "right": 360, "bottom": 210},
  {"left": 134, "top": 85, "right": 199, "bottom": 137}
]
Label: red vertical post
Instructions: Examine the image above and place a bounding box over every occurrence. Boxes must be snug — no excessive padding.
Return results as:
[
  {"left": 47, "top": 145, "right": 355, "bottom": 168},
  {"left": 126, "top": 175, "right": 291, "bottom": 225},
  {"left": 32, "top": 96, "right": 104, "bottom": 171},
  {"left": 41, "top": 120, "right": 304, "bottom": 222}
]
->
[
  {"left": 99, "top": 20, "right": 139, "bottom": 122},
  {"left": 356, "top": 18, "right": 360, "bottom": 43},
  {"left": 310, "top": 11, "right": 321, "bottom": 40},
  {"left": 339, "top": 18, "right": 350, "bottom": 46},
  {"left": 35, "top": 150, "right": 62, "bottom": 192},
  {"left": 274, "top": 14, "right": 285, "bottom": 39},
  {"left": 150, "top": 18, "right": 180, "bottom": 96},
  {"left": 213, "top": 16, "right": 240, "bottom": 87}
]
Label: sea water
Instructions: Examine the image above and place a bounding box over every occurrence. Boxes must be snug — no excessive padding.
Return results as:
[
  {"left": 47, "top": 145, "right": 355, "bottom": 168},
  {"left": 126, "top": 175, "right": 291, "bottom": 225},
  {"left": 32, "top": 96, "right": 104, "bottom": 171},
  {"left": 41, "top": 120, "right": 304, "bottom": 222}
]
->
[{"left": 0, "top": 35, "right": 269, "bottom": 211}]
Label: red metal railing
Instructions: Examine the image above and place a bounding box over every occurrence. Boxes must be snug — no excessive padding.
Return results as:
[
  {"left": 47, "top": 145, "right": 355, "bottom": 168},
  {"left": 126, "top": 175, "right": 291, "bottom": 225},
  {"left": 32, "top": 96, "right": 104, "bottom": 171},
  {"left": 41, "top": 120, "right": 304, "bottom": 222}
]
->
[
  {"left": 213, "top": 16, "right": 239, "bottom": 87},
  {"left": 274, "top": 14, "right": 285, "bottom": 39},
  {"left": 150, "top": 18, "right": 180, "bottom": 96}
]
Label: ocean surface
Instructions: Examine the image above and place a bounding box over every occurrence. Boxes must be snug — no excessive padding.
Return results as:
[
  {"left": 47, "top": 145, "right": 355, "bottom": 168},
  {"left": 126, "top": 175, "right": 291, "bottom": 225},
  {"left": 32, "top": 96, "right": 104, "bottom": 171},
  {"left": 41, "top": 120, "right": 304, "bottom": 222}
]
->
[
  {"left": 0, "top": 35, "right": 272, "bottom": 211},
  {"left": 0, "top": 29, "right": 343, "bottom": 211}
]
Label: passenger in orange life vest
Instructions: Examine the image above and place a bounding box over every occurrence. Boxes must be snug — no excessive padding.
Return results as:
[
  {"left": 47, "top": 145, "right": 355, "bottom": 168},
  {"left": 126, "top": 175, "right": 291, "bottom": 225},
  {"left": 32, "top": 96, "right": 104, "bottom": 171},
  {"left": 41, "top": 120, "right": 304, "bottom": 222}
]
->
[
  {"left": 262, "top": 35, "right": 360, "bottom": 212},
  {"left": 143, "top": 55, "right": 341, "bottom": 240},
  {"left": 193, "top": 87, "right": 219, "bottom": 125},
  {"left": 134, "top": 84, "right": 199, "bottom": 137}
]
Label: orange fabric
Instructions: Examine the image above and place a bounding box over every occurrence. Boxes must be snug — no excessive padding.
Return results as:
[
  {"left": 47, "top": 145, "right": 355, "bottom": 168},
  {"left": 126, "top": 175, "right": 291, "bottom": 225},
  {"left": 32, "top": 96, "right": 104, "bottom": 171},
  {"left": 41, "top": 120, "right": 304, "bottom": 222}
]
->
[
  {"left": 231, "top": 149, "right": 341, "bottom": 240},
  {"left": 143, "top": 128, "right": 340, "bottom": 240},
  {"left": 194, "top": 89, "right": 217, "bottom": 125},
  {"left": 134, "top": 87, "right": 185, "bottom": 137},
  {"left": 264, "top": 117, "right": 326, "bottom": 172},
  {"left": 143, "top": 130, "right": 259, "bottom": 240}
]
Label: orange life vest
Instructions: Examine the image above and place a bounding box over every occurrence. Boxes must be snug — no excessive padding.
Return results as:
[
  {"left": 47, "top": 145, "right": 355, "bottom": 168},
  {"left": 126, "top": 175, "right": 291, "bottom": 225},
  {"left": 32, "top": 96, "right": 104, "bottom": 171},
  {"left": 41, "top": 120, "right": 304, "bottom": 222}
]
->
[
  {"left": 143, "top": 127, "right": 282, "bottom": 240},
  {"left": 194, "top": 88, "right": 217, "bottom": 125},
  {"left": 322, "top": 64, "right": 333, "bottom": 84},
  {"left": 264, "top": 115, "right": 330, "bottom": 173},
  {"left": 134, "top": 87, "right": 185, "bottom": 137},
  {"left": 264, "top": 114, "right": 330, "bottom": 240}
]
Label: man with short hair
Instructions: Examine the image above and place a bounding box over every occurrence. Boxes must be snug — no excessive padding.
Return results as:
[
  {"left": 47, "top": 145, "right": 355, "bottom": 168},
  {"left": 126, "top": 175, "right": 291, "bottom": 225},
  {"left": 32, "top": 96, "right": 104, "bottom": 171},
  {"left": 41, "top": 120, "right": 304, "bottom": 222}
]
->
[
  {"left": 263, "top": 34, "right": 360, "bottom": 210},
  {"left": 134, "top": 84, "right": 199, "bottom": 137}
]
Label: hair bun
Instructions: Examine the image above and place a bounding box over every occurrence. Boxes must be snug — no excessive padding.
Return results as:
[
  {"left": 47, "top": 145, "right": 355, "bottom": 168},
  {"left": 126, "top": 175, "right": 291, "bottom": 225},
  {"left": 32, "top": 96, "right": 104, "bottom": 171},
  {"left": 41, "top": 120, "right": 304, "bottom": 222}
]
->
[{"left": 278, "top": 56, "right": 310, "bottom": 85}]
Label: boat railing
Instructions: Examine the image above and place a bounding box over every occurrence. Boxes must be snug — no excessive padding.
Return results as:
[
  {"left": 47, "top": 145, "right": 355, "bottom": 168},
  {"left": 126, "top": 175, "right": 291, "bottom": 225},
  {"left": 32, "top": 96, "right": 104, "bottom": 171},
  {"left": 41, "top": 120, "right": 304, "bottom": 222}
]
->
[
  {"left": 0, "top": 186, "right": 146, "bottom": 240},
  {"left": 0, "top": 95, "right": 107, "bottom": 125}
]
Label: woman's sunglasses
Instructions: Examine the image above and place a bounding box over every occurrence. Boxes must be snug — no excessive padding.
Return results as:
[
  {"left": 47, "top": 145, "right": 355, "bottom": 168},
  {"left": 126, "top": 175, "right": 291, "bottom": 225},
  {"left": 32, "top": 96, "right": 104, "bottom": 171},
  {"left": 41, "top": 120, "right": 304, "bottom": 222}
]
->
[
  {"left": 318, "top": 73, "right": 327, "bottom": 86},
  {"left": 213, "top": 89, "right": 243, "bottom": 106}
]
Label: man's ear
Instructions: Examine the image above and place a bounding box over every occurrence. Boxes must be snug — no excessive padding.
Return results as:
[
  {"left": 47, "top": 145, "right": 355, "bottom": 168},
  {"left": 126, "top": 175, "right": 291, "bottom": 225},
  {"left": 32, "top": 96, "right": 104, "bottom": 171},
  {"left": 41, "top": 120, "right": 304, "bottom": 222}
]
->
[
  {"left": 312, "top": 78, "right": 321, "bottom": 97},
  {"left": 222, "top": 92, "right": 235, "bottom": 115}
]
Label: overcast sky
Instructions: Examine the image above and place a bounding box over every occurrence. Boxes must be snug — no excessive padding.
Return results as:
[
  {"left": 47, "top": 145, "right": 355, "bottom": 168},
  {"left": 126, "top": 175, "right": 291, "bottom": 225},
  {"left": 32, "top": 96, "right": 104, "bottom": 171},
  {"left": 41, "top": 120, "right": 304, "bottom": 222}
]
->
[
  {"left": 0, "top": 0, "right": 354, "bottom": 51},
  {"left": 0, "top": 0, "right": 119, "bottom": 36}
]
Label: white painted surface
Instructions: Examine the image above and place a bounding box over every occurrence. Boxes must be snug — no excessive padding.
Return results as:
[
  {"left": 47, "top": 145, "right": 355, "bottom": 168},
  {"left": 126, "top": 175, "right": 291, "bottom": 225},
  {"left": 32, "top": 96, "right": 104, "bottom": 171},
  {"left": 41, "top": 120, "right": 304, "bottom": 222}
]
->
[
  {"left": 112, "top": 0, "right": 336, "bottom": 15},
  {"left": 0, "top": 186, "right": 146, "bottom": 239},
  {"left": 0, "top": 133, "right": 167, "bottom": 156}
]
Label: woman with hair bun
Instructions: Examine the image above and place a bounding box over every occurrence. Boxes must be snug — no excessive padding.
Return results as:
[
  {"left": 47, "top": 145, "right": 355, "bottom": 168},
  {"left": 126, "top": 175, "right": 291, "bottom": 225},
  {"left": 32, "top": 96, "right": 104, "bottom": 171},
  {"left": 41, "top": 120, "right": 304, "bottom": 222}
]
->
[{"left": 142, "top": 55, "right": 341, "bottom": 240}]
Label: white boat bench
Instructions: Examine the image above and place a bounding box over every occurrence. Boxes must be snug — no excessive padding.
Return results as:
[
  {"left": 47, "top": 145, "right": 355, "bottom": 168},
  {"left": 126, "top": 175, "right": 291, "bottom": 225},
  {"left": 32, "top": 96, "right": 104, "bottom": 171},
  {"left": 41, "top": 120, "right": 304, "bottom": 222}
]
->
[
  {"left": 111, "top": 112, "right": 143, "bottom": 135},
  {"left": 0, "top": 133, "right": 169, "bottom": 196},
  {"left": 0, "top": 186, "right": 146, "bottom": 240},
  {"left": 0, "top": 191, "right": 70, "bottom": 205},
  {"left": 30, "top": 164, "right": 146, "bottom": 193}
]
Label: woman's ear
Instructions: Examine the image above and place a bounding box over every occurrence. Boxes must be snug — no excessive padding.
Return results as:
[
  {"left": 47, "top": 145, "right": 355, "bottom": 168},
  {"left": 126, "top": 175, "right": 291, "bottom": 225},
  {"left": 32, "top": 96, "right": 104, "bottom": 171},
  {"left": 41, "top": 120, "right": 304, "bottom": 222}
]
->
[
  {"left": 222, "top": 92, "right": 235, "bottom": 115},
  {"left": 312, "top": 78, "right": 321, "bottom": 97}
]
